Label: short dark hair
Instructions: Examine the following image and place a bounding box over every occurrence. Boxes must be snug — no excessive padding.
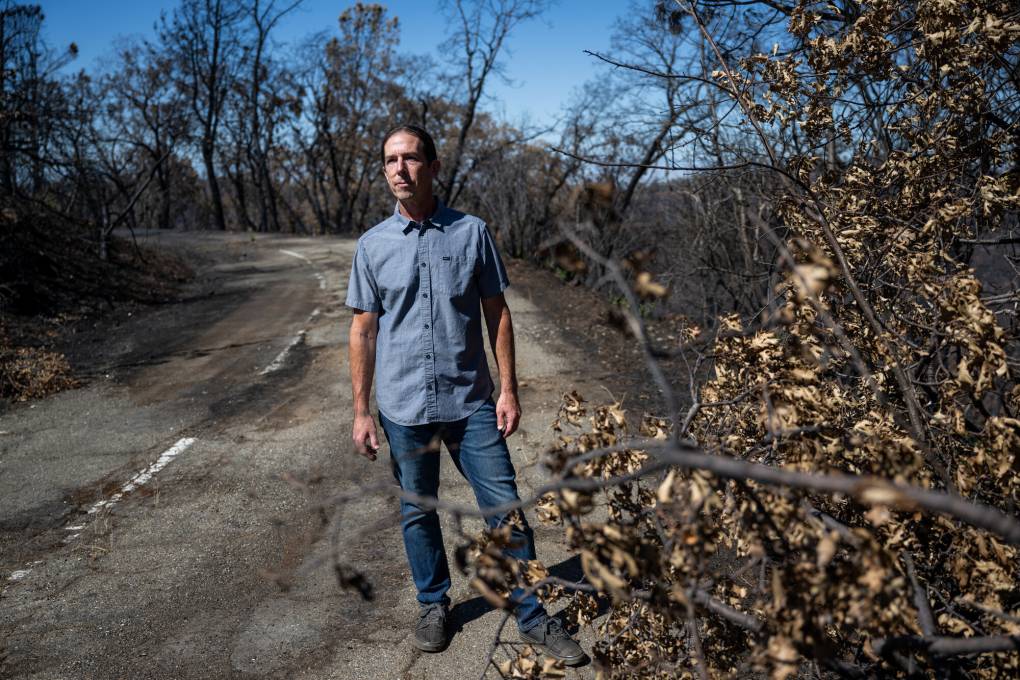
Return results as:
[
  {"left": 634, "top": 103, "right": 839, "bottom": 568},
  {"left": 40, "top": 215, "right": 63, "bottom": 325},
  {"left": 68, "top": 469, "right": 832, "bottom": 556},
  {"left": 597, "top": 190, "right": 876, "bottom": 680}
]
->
[{"left": 381, "top": 124, "right": 438, "bottom": 165}]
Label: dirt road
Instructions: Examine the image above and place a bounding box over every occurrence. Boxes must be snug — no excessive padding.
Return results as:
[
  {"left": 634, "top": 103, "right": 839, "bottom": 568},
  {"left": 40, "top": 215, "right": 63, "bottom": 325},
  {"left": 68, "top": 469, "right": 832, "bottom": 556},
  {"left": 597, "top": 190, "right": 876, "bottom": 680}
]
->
[{"left": 0, "top": 231, "right": 616, "bottom": 679}]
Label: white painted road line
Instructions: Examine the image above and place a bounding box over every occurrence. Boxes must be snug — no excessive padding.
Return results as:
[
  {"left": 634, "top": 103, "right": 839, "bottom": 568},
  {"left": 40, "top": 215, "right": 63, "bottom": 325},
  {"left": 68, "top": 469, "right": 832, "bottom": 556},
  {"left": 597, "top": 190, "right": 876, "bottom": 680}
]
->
[
  {"left": 87, "top": 437, "right": 196, "bottom": 515},
  {"left": 8, "top": 439, "right": 196, "bottom": 581},
  {"left": 281, "top": 249, "right": 326, "bottom": 289},
  {"left": 280, "top": 249, "right": 312, "bottom": 265},
  {"left": 258, "top": 308, "right": 320, "bottom": 376},
  {"left": 260, "top": 330, "right": 306, "bottom": 375}
]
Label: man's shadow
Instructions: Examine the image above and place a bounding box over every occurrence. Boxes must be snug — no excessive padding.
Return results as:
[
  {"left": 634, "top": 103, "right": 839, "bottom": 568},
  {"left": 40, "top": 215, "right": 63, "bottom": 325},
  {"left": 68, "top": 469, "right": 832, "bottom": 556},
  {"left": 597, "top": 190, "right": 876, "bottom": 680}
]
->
[{"left": 448, "top": 553, "right": 611, "bottom": 640}]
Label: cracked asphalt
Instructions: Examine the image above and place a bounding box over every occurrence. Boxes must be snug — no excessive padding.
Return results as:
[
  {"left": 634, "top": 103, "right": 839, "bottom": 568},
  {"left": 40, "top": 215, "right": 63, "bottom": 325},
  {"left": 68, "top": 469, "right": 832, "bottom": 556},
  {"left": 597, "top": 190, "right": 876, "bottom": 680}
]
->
[{"left": 0, "top": 230, "right": 611, "bottom": 679}]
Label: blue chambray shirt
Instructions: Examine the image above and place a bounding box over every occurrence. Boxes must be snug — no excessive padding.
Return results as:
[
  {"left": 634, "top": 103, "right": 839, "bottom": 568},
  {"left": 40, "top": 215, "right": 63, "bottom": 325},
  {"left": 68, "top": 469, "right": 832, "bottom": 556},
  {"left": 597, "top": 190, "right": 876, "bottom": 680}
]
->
[{"left": 345, "top": 201, "right": 510, "bottom": 426}]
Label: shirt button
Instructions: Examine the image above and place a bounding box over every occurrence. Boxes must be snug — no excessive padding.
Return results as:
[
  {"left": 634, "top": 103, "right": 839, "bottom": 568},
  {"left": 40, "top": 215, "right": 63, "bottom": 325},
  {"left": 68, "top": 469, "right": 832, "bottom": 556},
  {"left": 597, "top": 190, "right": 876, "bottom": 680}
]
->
[
  {"left": 424, "top": 323, "right": 430, "bottom": 329},
  {"left": 427, "top": 384, "right": 433, "bottom": 390},
  {"left": 425, "top": 354, "right": 431, "bottom": 359},
  {"left": 422, "top": 293, "right": 428, "bottom": 299},
  {"left": 420, "top": 262, "right": 426, "bottom": 267}
]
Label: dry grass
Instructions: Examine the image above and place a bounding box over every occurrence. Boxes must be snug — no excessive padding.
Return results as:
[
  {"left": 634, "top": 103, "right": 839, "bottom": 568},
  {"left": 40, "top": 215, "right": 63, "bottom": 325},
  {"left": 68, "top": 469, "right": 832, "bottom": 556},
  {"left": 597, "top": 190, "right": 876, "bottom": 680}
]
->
[{"left": 0, "top": 343, "right": 79, "bottom": 401}]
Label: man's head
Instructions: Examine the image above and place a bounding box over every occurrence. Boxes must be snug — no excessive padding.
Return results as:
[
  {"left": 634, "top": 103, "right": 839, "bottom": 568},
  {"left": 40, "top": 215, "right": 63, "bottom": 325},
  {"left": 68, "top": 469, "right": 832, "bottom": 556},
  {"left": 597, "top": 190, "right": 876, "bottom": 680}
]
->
[{"left": 381, "top": 125, "right": 440, "bottom": 207}]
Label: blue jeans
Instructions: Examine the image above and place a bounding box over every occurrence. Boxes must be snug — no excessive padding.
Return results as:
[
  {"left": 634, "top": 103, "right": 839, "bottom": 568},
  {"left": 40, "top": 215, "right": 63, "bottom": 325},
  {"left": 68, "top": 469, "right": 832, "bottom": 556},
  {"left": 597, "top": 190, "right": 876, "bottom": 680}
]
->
[{"left": 378, "top": 398, "right": 547, "bottom": 632}]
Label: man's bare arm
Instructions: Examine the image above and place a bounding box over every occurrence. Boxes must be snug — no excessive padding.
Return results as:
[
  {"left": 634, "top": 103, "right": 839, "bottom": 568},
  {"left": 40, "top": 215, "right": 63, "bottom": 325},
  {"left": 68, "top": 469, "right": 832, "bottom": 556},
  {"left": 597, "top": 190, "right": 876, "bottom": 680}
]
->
[
  {"left": 349, "top": 309, "right": 380, "bottom": 460},
  {"left": 481, "top": 293, "right": 520, "bottom": 437}
]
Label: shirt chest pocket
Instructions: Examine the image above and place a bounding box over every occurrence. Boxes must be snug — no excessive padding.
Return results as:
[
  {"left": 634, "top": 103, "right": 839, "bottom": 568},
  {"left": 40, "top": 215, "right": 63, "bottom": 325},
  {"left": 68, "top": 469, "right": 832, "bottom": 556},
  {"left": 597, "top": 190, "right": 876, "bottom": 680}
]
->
[{"left": 432, "top": 255, "right": 475, "bottom": 298}]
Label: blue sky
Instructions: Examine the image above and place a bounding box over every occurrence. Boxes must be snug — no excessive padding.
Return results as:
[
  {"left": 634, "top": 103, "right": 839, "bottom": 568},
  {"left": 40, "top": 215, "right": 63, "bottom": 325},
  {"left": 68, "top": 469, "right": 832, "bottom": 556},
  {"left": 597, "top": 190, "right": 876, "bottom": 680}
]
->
[{"left": 38, "top": 0, "right": 628, "bottom": 126}]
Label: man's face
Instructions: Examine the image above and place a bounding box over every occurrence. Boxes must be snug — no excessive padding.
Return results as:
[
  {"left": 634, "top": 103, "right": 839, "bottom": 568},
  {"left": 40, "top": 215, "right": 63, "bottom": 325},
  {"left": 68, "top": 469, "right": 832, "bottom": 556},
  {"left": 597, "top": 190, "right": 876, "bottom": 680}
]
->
[{"left": 383, "top": 132, "right": 440, "bottom": 204}]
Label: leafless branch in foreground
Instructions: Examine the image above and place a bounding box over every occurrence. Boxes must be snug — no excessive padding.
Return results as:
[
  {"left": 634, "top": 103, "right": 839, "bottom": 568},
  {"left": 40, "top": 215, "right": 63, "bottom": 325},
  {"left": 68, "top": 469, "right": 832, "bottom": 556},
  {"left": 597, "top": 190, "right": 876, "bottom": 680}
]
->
[
  {"left": 325, "top": 436, "right": 1020, "bottom": 549},
  {"left": 873, "top": 635, "right": 1020, "bottom": 658}
]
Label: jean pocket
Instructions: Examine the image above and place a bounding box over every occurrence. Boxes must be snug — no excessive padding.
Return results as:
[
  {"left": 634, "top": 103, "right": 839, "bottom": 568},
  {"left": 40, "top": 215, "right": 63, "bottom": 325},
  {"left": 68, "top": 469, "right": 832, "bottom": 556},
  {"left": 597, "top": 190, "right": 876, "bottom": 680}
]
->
[{"left": 434, "top": 255, "right": 475, "bottom": 297}]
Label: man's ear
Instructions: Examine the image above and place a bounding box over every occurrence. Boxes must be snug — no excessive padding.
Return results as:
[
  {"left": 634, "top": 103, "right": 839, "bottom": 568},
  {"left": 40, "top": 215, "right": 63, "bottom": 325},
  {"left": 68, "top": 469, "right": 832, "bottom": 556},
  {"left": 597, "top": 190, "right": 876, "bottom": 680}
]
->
[{"left": 430, "top": 159, "right": 442, "bottom": 176}]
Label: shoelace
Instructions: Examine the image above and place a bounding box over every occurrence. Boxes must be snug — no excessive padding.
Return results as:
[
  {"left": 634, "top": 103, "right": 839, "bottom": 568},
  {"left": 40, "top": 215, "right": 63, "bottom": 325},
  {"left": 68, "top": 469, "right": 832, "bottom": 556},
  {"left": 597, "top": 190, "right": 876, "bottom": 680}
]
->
[
  {"left": 419, "top": 605, "right": 445, "bottom": 628},
  {"left": 545, "top": 618, "right": 566, "bottom": 639}
]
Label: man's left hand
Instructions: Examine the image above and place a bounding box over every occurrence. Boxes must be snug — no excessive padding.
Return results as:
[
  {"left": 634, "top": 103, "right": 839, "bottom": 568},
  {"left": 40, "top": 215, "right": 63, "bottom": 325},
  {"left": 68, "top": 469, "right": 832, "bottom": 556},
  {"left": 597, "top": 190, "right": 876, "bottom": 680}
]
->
[{"left": 495, "top": 391, "right": 521, "bottom": 438}]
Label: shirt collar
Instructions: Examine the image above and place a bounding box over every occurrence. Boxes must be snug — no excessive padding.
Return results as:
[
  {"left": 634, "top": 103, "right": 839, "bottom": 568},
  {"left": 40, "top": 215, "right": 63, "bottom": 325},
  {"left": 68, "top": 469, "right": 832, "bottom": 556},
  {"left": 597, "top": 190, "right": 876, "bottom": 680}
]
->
[{"left": 396, "top": 198, "right": 449, "bottom": 235}]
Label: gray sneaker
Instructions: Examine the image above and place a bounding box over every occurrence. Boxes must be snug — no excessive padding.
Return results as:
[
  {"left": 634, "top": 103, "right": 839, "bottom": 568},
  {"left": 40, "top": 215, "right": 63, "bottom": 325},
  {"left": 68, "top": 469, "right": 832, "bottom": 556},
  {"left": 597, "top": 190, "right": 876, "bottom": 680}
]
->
[
  {"left": 520, "top": 617, "right": 586, "bottom": 666},
  {"left": 413, "top": 603, "right": 448, "bottom": 652}
]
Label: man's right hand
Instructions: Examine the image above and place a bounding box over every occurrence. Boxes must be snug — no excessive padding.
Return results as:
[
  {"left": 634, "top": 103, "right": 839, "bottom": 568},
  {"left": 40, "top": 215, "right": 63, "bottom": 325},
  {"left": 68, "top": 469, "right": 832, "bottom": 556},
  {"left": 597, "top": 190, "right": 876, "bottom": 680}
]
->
[{"left": 352, "top": 414, "right": 380, "bottom": 461}]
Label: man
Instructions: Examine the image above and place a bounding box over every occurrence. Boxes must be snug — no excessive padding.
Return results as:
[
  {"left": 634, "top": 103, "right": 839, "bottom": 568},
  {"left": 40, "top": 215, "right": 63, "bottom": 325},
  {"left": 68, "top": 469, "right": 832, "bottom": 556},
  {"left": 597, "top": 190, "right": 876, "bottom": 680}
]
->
[{"left": 345, "top": 125, "right": 584, "bottom": 665}]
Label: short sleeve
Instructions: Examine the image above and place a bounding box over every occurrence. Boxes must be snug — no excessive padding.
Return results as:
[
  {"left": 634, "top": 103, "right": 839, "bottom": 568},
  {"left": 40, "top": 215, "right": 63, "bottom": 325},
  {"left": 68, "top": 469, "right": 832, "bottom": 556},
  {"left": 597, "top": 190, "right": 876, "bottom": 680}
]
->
[
  {"left": 345, "top": 239, "right": 381, "bottom": 312},
  {"left": 476, "top": 222, "right": 510, "bottom": 299}
]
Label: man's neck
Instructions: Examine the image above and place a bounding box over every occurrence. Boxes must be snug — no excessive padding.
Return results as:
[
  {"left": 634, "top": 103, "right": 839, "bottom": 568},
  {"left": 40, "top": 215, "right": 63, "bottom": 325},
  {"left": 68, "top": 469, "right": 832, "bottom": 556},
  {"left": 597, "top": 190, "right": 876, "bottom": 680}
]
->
[{"left": 398, "top": 196, "right": 436, "bottom": 223}]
